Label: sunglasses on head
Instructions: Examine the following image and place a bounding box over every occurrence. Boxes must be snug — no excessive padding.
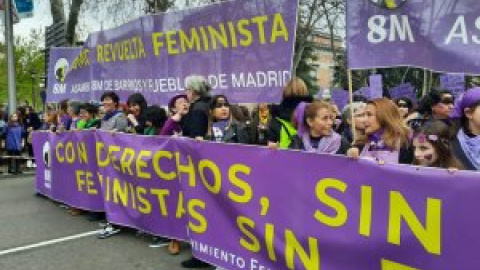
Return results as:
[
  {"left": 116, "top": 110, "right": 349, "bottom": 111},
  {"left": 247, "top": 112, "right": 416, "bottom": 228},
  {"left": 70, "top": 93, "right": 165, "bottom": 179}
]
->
[
  {"left": 440, "top": 97, "right": 454, "bottom": 105},
  {"left": 214, "top": 102, "right": 230, "bottom": 109}
]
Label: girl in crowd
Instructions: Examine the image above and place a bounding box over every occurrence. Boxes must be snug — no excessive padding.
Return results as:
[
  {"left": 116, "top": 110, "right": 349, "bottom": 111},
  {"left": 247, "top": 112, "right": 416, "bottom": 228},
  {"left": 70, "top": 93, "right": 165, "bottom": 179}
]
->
[
  {"left": 4, "top": 113, "right": 24, "bottom": 175},
  {"left": 250, "top": 103, "right": 271, "bottom": 145},
  {"left": 339, "top": 102, "right": 367, "bottom": 144},
  {"left": 451, "top": 87, "right": 480, "bottom": 171},
  {"left": 267, "top": 77, "right": 313, "bottom": 148},
  {"left": 412, "top": 120, "right": 463, "bottom": 169},
  {"left": 205, "top": 95, "right": 250, "bottom": 144},
  {"left": 347, "top": 98, "right": 413, "bottom": 164},
  {"left": 41, "top": 111, "right": 59, "bottom": 132},
  {"left": 126, "top": 93, "right": 148, "bottom": 134},
  {"left": 143, "top": 106, "right": 167, "bottom": 135},
  {"left": 58, "top": 99, "right": 72, "bottom": 131},
  {"left": 161, "top": 95, "right": 190, "bottom": 136},
  {"left": 79, "top": 103, "right": 101, "bottom": 129},
  {"left": 68, "top": 101, "right": 84, "bottom": 130},
  {"left": 289, "top": 101, "right": 350, "bottom": 155}
]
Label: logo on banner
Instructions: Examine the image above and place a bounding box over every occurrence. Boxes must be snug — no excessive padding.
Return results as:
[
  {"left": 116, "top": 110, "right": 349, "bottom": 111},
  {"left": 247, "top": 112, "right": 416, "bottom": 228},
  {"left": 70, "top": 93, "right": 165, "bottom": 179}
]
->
[
  {"left": 53, "top": 58, "right": 69, "bottom": 94},
  {"left": 54, "top": 58, "right": 69, "bottom": 83},
  {"left": 370, "top": 0, "right": 407, "bottom": 10},
  {"left": 42, "top": 141, "right": 52, "bottom": 189}
]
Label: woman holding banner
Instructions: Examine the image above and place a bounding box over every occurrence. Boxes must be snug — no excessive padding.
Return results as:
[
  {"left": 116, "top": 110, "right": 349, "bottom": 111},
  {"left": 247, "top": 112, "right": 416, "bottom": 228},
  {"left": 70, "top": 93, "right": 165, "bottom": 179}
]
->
[
  {"left": 289, "top": 101, "right": 349, "bottom": 155},
  {"left": 126, "top": 93, "right": 148, "bottom": 134},
  {"left": 451, "top": 88, "right": 480, "bottom": 171},
  {"left": 205, "top": 95, "right": 250, "bottom": 144},
  {"left": 347, "top": 98, "right": 413, "bottom": 164}
]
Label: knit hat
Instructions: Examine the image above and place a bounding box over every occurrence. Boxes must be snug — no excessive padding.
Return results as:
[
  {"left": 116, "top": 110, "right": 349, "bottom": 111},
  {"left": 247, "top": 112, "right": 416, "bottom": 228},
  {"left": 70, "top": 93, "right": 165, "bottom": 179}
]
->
[{"left": 450, "top": 87, "right": 480, "bottom": 119}]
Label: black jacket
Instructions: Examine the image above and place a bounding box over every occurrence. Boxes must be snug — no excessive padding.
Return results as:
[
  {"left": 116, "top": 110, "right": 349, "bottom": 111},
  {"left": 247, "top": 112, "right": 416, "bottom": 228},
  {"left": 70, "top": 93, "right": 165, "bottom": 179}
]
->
[
  {"left": 267, "top": 96, "right": 313, "bottom": 143},
  {"left": 206, "top": 121, "right": 250, "bottom": 144},
  {"left": 24, "top": 112, "right": 42, "bottom": 131},
  {"left": 289, "top": 135, "right": 350, "bottom": 155},
  {"left": 182, "top": 96, "right": 211, "bottom": 138}
]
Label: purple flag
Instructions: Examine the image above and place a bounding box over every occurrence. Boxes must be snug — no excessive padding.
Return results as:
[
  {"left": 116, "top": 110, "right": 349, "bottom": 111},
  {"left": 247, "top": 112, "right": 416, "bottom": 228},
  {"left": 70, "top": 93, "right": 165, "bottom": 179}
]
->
[
  {"left": 347, "top": 0, "right": 480, "bottom": 74},
  {"left": 330, "top": 89, "right": 350, "bottom": 111},
  {"left": 369, "top": 75, "right": 383, "bottom": 99},
  {"left": 389, "top": 83, "right": 418, "bottom": 105},
  {"left": 33, "top": 130, "right": 480, "bottom": 270},
  {"left": 46, "top": 0, "right": 298, "bottom": 105},
  {"left": 440, "top": 74, "right": 465, "bottom": 99}
]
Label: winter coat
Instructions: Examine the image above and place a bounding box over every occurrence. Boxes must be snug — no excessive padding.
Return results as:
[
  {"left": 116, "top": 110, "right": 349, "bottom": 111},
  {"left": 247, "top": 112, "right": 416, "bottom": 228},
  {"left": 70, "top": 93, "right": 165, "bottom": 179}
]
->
[
  {"left": 4, "top": 124, "right": 24, "bottom": 151},
  {"left": 206, "top": 121, "right": 250, "bottom": 144},
  {"left": 182, "top": 96, "right": 211, "bottom": 138}
]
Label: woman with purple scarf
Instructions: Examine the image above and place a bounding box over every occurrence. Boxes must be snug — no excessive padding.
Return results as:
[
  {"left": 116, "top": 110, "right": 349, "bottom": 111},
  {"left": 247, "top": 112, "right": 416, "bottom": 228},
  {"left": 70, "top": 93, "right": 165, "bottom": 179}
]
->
[
  {"left": 451, "top": 87, "right": 480, "bottom": 171},
  {"left": 347, "top": 98, "right": 413, "bottom": 164},
  {"left": 289, "top": 101, "right": 349, "bottom": 155}
]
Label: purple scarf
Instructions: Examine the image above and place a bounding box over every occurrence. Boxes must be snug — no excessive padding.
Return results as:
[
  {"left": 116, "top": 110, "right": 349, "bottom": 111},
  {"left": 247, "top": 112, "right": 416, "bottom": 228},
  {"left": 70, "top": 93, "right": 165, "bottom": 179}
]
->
[
  {"left": 360, "top": 130, "right": 400, "bottom": 163},
  {"left": 457, "top": 128, "right": 480, "bottom": 170},
  {"left": 302, "top": 131, "right": 342, "bottom": 154}
]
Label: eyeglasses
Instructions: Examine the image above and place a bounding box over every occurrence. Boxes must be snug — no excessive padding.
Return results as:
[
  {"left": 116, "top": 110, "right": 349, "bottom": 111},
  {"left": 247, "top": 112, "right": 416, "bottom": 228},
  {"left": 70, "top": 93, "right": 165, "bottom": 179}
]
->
[{"left": 214, "top": 102, "right": 230, "bottom": 108}]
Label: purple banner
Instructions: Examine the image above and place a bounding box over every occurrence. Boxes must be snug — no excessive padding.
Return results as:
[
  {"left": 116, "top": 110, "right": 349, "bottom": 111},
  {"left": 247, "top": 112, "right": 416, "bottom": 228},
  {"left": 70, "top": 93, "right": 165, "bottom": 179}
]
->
[
  {"left": 389, "top": 83, "right": 418, "bottom": 105},
  {"left": 440, "top": 74, "right": 465, "bottom": 99},
  {"left": 347, "top": 0, "right": 480, "bottom": 74},
  {"left": 369, "top": 74, "right": 383, "bottom": 99},
  {"left": 330, "top": 89, "right": 350, "bottom": 111},
  {"left": 46, "top": 0, "right": 298, "bottom": 105},
  {"left": 33, "top": 130, "right": 480, "bottom": 270}
]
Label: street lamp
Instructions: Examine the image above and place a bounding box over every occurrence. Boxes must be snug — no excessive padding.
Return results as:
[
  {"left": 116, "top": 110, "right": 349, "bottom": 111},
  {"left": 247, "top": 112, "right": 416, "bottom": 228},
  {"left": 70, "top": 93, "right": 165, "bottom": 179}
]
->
[{"left": 30, "top": 70, "right": 36, "bottom": 109}]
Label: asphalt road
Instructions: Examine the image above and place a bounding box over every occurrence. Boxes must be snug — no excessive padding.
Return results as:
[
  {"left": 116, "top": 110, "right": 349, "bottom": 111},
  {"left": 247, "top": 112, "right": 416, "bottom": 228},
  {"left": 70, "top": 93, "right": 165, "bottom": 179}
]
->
[{"left": 0, "top": 175, "right": 211, "bottom": 270}]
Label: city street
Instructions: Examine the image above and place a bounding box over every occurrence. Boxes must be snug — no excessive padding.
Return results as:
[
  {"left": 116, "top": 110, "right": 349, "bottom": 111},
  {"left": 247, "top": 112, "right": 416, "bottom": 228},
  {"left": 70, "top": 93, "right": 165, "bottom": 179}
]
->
[{"left": 0, "top": 174, "right": 203, "bottom": 270}]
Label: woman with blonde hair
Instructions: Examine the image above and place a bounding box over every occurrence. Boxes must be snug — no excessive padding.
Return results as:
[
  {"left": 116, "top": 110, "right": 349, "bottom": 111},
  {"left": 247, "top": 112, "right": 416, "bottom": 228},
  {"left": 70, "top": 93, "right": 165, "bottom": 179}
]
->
[
  {"left": 267, "top": 77, "right": 313, "bottom": 148},
  {"left": 348, "top": 98, "right": 413, "bottom": 164}
]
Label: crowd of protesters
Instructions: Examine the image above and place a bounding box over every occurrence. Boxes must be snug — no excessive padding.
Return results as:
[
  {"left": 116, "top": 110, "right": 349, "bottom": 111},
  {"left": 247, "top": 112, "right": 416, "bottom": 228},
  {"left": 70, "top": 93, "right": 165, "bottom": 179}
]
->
[{"left": 11, "top": 74, "right": 480, "bottom": 268}]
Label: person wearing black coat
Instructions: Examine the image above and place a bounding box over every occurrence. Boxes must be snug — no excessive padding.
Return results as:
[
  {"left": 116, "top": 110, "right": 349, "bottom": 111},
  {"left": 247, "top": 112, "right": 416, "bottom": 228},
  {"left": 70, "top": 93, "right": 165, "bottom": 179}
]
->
[
  {"left": 267, "top": 77, "right": 313, "bottom": 148},
  {"left": 24, "top": 106, "right": 42, "bottom": 168},
  {"left": 181, "top": 75, "right": 212, "bottom": 139}
]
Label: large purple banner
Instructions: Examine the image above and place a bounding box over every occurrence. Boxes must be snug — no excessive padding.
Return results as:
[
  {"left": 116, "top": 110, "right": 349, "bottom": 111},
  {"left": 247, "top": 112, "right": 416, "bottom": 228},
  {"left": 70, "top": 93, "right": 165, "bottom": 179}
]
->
[
  {"left": 347, "top": 0, "right": 480, "bottom": 74},
  {"left": 33, "top": 131, "right": 480, "bottom": 270},
  {"left": 47, "top": 0, "right": 298, "bottom": 105}
]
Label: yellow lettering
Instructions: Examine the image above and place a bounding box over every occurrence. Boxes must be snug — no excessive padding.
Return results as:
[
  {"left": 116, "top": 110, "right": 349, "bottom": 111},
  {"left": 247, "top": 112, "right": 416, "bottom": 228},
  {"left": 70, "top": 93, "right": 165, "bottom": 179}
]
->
[
  {"left": 151, "top": 189, "right": 170, "bottom": 217},
  {"left": 136, "top": 150, "right": 152, "bottom": 179},
  {"left": 314, "top": 178, "right": 348, "bottom": 227},
  {"left": 152, "top": 32, "right": 164, "bottom": 56},
  {"left": 251, "top": 15, "right": 268, "bottom": 44},
  {"left": 238, "top": 19, "right": 253, "bottom": 47},
  {"left": 56, "top": 142, "right": 65, "bottom": 163},
  {"left": 228, "top": 164, "right": 252, "bottom": 203},
  {"left": 153, "top": 151, "right": 177, "bottom": 180},
  {"left": 198, "top": 159, "right": 221, "bottom": 194},
  {"left": 388, "top": 191, "right": 442, "bottom": 255},
  {"left": 285, "top": 229, "right": 319, "bottom": 270},
  {"left": 237, "top": 216, "right": 260, "bottom": 252},
  {"left": 113, "top": 178, "right": 129, "bottom": 207},
  {"left": 271, "top": 13, "right": 289, "bottom": 42},
  {"left": 96, "top": 142, "right": 109, "bottom": 167},
  {"left": 137, "top": 186, "right": 152, "bottom": 214},
  {"left": 188, "top": 199, "right": 207, "bottom": 233},
  {"left": 120, "top": 148, "right": 135, "bottom": 176},
  {"left": 359, "top": 186, "right": 373, "bottom": 237},
  {"left": 166, "top": 31, "right": 180, "bottom": 55}
]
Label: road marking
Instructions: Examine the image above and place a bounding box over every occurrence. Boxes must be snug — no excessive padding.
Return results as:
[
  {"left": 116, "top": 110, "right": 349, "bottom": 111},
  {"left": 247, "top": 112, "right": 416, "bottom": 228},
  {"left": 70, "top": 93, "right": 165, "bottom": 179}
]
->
[{"left": 0, "top": 230, "right": 102, "bottom": 256}]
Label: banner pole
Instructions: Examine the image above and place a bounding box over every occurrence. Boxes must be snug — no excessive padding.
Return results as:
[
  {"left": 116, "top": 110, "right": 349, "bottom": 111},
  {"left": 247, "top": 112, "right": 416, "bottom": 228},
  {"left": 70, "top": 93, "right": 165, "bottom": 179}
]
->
[{"left": 348, "top": 69, "right": 356, "bottom": 143}]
